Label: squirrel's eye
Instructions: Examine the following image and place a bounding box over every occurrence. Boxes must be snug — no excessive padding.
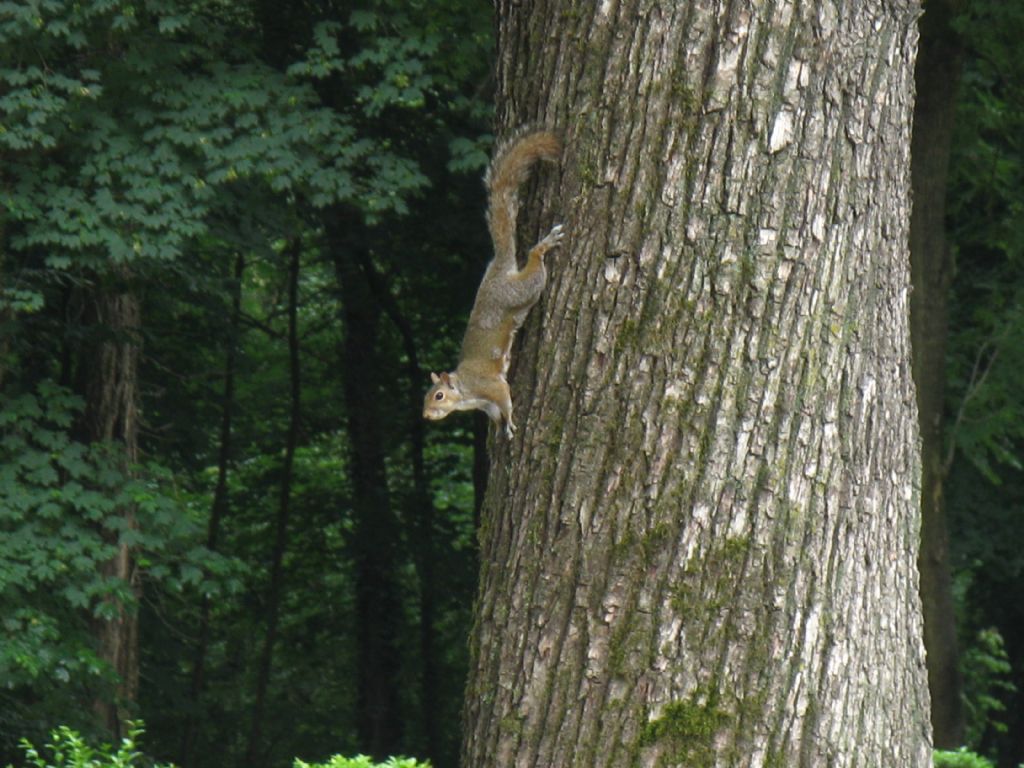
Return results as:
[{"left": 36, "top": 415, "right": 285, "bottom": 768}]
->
[{"left": 434, "top": 391, "right": 445, "bottom": 401}]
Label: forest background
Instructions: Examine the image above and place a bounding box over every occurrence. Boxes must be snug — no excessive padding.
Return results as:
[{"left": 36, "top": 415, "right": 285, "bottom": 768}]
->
[{"left": 1, "top": 0, "right": 1023, "bottom": 767}]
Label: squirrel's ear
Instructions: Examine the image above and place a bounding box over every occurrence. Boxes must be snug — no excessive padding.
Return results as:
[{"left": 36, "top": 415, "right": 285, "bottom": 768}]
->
[
  {"left": 430, "top": 372, "right": 441, "bottom": 384},
  {"left": 440, "top": 372, "right": 452, "bottom": 385}
]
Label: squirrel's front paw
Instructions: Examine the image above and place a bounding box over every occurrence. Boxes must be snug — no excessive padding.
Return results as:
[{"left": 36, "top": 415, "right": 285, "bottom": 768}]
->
[{"left": 504, "top": 418, "right": 517, "bottom": 439}]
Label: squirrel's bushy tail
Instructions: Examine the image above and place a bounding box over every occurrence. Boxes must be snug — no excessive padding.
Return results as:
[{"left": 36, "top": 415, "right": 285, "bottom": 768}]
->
[{"left": 485, "top": 129, "right": 561, "bottom": 269}]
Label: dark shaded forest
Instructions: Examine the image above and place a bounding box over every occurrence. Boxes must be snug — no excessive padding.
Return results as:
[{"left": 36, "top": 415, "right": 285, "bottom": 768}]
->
[{"left": 0, "top": 1, "right": 1022, "bottom": 767}]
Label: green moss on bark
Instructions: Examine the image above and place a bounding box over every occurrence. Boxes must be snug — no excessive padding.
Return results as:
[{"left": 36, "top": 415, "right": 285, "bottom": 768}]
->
[{"left": 639, "top": 693, "right": 729, "bottom": 766}]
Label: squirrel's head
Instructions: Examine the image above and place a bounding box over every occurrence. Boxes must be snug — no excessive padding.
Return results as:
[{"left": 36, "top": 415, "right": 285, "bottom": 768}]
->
[{"left": 423, "top": 371, "right": 462, "bottom": 422}]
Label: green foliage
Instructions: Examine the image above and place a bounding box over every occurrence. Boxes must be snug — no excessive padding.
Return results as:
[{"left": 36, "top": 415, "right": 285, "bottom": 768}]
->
[
  {"left": 7, "top": 723, "right": 172, "bottom": 768},
  {"left": 933, "top": 748, "right": 997, "bottom": 768},
  {"left": 5, "top": 722, "right": 436, "bottom": 768},
  {"left": 944, "top": 4, "right": 1024, "bottom": 764},
  {"left": 1, "top": 0, "right": 491, "bottom": 764},
  {"left": 0, "top": 382, "right": 126, "bottom": 687},
  {"left": 446, "top": 136, "right": 491, "bottom": 175},
  {"left": 6, "top": 723, "right": 434, "bottom": 768},
  {"left": 0, "top": 380, "right": 238, "bottom": 741},
  {"left": 961, "top": 627, "right": 1017, "bottom": 746},
  {"left": 0, "top": 0, "right": 432, "bottom": 322},
  {"left": 295, "top": 756, "right": 428, "bottom": 768},
  {"left": 946, "top": 0, "right": 1024, "bottom": 482}
]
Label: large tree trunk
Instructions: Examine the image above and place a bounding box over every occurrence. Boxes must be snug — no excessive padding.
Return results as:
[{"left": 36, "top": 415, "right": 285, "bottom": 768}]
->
[
  {"left": 78, "top": 270, "right": 142, "bottom": 737},
  {"left": 909, "top": 0, "right": 964, "bottom": 750},
  {"left": 463, "top": 2, "right": 932, "bottom": 767}
]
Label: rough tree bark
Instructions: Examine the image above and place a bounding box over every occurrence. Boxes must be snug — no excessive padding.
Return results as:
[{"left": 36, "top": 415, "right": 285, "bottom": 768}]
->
[
  {"left": 463, "top": 1, "right": 932, "bottom": 766},
  {"left": 909, "top": 0, "right": 964, "bottom": 750}
]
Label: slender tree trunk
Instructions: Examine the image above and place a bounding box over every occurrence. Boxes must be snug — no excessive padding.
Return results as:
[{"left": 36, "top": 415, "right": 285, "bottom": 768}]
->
[
  {"left": 328, "top": 211, "right": 404, "bottom": 759},
  {"left": 463, "top": 1, "right": 932, "bottom": 766},
  {"left": 909, "top": 0, "right": 964, "bottom": 750},
  {"left": 78, "top": 269, "right": 142, "bottom": 737},
  {"left": 244, "top": 242, "right": 301, "bottom": 768},
  {"left": 352, "top": 250, "right": 442, "bottom": 761},
  {"left": 181, "top": 253, "right": 245, "bottom": 767},
  {"left": 0, "top": 216, "right": 9, "bottom": 392}
]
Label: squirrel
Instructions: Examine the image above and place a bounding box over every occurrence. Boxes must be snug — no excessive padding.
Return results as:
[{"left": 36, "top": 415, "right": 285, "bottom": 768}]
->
[{"left": 423, "top": 129, "right": 564, "bottom": 438}]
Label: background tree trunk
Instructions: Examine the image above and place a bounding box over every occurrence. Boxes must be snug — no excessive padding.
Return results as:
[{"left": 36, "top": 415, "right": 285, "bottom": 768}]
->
[
  {"left": 463, "top": 1, "right": 932, "bottom": 766},
  {"left": 78, "top": 270, "right": 142, "bottom": 737},
  {"left": 909, "top": 0, "right": 964, "bottom": 750},
  {"left": 328, "top": 211, "right": 405, "bottom": 759},
  {"left": 181, "top": 253, "right": 245, "bottom": 767},
  {"left": 244, "top": 242, "right": 302, "bottom": 768},
  {"left": 351, "top": 248, "right": 443, "bottom": 762},
  {"left": 0, "top": 217, "right": 9, "bottom": 391}
]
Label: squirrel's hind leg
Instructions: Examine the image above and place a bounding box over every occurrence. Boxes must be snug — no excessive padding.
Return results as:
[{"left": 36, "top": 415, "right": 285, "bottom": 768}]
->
[
  {"left": 502, "top": 223, "right": 565, "bottom": 307},
  {"left": 530, "top": 223, "right": 565, "bottom": 259}
]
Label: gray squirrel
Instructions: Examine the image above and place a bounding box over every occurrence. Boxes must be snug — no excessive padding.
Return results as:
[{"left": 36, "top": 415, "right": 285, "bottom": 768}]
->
[{"left": 423, "top": 129, "right": 564, "bottom": 437}]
